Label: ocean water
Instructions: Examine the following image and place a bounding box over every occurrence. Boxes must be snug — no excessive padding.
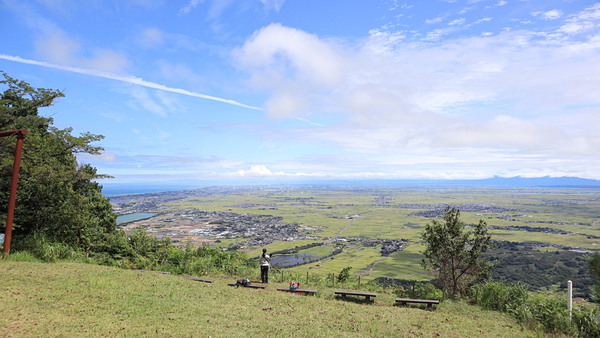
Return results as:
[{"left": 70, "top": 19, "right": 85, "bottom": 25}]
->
[{"left": 101, "top": 182, "right": 202, "bottom": 197}]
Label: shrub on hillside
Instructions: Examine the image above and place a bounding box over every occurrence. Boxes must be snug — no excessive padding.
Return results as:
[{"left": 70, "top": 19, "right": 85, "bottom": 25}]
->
[
  {"left": 572, "top": 306, "right": 600, "bottom": 338},
  {"left": 587, "top": 252, "right": 600, "bottom": 303},
  {"left": 513, "top": 293, "right": 572, "bottom": 334},
  {"left": 14, "top": 233, "right": 88, "bottom": 262},
  {"left": 471, "top": 281, "right": 600, "bottom": 336},
  {"left": 471, "top": 281, "right": 529, "bottom": 313},
  {"left": 412, "top": 283, "right": 444, "bottom": 300},
  {"left": 337, "top": 266, "right": 352, "bottom": 283},
  {"left": 394, "top": 283, "right": 443, "bottom": 300}
]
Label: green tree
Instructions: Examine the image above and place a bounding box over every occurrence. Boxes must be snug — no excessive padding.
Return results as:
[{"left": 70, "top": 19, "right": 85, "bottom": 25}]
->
[
  {"left": 421, "top": 207, "right": 492, "bottom": 298},
  {"left": 337, "top": 266, "right": 352, "bottom": 283},
  {"left": 0, "top": 71, "right": 116, "bottom": 251},
  {"left": 587, "top": 252, "right": 600, "bottom": 302}
]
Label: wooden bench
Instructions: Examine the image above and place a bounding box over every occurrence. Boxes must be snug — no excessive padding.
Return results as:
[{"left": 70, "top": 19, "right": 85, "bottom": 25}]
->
[
  {"left": 182, "top": 276, "right": 214, "bottom": 283},
  {"left": 395, "top": 298, "right": 440, "bottom": 308},
  {"left": 137, "top": 270, "right": 171, "bottom": 274},
  {"left": 335, "top": 290, "right": 377, "bottom": 301},
  {"left": 277, "top": 287, "right": 317, "bottom": 295},
  {"left": 227, "top": 282, "right": 266, "bottom": 289}
]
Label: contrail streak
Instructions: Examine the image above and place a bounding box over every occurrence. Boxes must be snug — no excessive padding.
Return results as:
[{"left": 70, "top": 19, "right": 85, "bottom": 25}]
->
[{"left": 0, "top": 54, "right": 263, "bottom": 111}]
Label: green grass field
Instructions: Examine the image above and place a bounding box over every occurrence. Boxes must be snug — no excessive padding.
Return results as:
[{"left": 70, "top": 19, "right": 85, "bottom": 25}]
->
[{"left": 0, "top": 260, "right": 537, "bottom": 337}]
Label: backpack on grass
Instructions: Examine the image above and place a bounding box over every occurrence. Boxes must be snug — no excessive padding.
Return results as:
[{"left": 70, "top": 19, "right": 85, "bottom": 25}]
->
[{"left": 236, "top": 278, "right": 251, "bottom": 287}]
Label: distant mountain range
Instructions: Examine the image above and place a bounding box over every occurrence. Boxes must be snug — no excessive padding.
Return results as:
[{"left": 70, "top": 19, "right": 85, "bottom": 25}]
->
[{"left": 101, "top": 176, "right": 600, "bottom": 196}]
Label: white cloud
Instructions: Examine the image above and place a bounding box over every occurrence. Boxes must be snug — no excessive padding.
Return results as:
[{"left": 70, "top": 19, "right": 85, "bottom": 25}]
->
[
  {"left": 179, "top": 0, "right": 203, "bottom": 14},
  {"left": 233, "top": 21, "right": 600, "bottom": 178},
  {"left": 34, "top": 29, "right": 80, "bottom": 65},
  {"left": 424, "top": 28, "right": 446, "bottom": 41},
  {"left": 426, "top": 17, "right": 443, "bottom": 24},
  {"left": 533, "top": 9, "right": 563, "bottom": 20},
  {"left": 84, "top": 49, "right": 129, "bottom": 74},
  {"left": 264, "top": 90, "right": 309, "bottom": 119},
  {"left": 206, "top": 0, "right": 234, "bottom": 20},
  {"left": 486, "top": 1, "right": 506, "bottom": 9},
  {"left": 234, "top": 24, "right": 345, "bottom": 87},
  {"left": 138, "top": 28, "right": 165, "bottom": 49},
  {"left": 126, "top": 86, "right": 167, "bottom": 117},
  {"left": 123, "top": 87, "right": 186, "bottom": 119},
  {"left": 5, "top": 1, "right": 131, "bottom": 74},
  {"left": 234, "top": 165, "right": 274, "bottom": 177},
  {"left": 0, "top": 55, "right": 262, "bottom": 110},
  {"left": 559, "top": 3, "right": 600, "bottom": 35},
  {"left": 260, "top": 0, "right": 285, "bottom": 12},
  {"left": 472, "top": 17, "right": 492, "bottom": 25},
  {"left": 448, "top": 18, "right": 466, "bottom": 26},
  {"left": 233, "top": 23, "right": 347, "bottom": 118},
  {"left": 155, "top": 91, "right": 187, "bottom": 113},
  {"left": 156, "top": 59, "right": 203, "bottom": 85}
]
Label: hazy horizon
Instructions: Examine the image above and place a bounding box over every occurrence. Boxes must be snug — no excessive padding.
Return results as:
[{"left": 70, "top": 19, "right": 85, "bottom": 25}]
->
[{"left": 101, "top": 175, "right": 600, "bottom": 197}]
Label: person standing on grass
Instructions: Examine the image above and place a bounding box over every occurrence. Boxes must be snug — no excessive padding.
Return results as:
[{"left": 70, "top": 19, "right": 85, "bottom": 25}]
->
[{"left": 259, "top": 248, "right": 271, "bottom": 283}]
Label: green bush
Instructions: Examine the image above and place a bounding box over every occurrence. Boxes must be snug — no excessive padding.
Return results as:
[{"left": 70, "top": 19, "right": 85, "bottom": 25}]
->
[
  {"left": 521, "top": 293, "right": 572, "bottom": 334},
  {"left": 412, "top": 283, "right": 444, "bottom": 300},
  {"left": 13, "top": 233, "right": 87, "bottom": 262},
  {"left": 473, "top": 281, "right": 529, "bottom": 313},
  {"left": 392, "top": 283, "right": 443, "bottom": 301},
  {"left": 587, "top": 252, "right": 600, "bottom": 303},
  {"left": 337, "top": 266, "right": 352, "bottom": 283},
  {"left": 471, "top": 281, "right": 600, "bottom": 336},
  {"left": 572, "top": 306, "right": 600, "bottom": 338}
]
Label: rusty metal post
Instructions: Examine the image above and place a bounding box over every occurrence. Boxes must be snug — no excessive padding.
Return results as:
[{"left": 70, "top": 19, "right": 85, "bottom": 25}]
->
[{"left": 2, "top": 129, "right": 26, "bottom": 258}]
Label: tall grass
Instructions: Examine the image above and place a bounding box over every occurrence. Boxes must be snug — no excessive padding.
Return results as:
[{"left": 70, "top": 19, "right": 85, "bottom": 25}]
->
[
  {"left": 13, "top": 233, "right": 90, "bottom": 263},
  {"left": 471, "top": 281, "right": 600, "bottom": 336}
]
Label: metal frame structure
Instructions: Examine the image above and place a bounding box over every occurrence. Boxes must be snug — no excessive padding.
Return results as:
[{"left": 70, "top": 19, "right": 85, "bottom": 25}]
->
[{"left": 0, "top": 129, "right": 26, "bottom": 258}]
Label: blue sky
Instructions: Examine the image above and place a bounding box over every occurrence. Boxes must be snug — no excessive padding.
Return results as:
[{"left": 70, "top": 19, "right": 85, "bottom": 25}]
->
[{"left": 1, "top": 0, "right": 599, "bottom": 184}]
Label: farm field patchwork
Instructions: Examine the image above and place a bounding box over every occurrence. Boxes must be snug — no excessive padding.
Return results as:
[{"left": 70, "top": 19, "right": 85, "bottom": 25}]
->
[{"left": 115, "top": 185, "right": 600, "bottom": 293}]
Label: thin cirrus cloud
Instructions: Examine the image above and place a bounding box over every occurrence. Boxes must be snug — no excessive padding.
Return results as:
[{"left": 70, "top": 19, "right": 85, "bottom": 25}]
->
[{"left": 0, "top": 54, "right": 262, "bottom": 111}]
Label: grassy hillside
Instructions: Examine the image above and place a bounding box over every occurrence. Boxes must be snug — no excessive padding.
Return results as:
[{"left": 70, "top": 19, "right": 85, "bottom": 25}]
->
[{"left": 0, "top": 260, "right": 536, "bottom": 337}]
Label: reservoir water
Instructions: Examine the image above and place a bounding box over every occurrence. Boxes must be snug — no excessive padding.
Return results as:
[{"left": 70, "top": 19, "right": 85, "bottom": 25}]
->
[
  {"left": 116, "top": 213, "right": 157, "bottom": 224},
  {"left": 270, "top": 254, "right": 319, "bottom": 267}
]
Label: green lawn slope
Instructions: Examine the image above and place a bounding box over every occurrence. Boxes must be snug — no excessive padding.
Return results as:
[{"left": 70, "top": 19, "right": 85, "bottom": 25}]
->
[{"left": 0, "top": 261, "right": 536, "bottom": 337}]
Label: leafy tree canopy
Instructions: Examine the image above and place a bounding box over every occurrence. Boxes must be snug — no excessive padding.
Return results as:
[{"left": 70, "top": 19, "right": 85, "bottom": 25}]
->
[
  {"left": 421, "top": 206, "right": 492, "bottom": 298},
  {"left": 587, "top": 252, "right": 600, "bottom": 303},
  {"left": 0, "top": 71, "right": 116, "bottom": 250}
]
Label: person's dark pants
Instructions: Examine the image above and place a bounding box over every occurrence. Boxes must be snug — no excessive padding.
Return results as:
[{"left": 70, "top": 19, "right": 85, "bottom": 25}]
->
[{"left": 261, "top": 266, "right": 269, "bottom": 283}]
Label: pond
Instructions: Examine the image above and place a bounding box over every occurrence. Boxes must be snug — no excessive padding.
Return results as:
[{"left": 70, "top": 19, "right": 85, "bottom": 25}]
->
[
  {"left": 116, "top": 213, "right": 157, "bottom": 224},
  {"left": 270, "top": 254, "right": 319, "bottom": 267}
]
